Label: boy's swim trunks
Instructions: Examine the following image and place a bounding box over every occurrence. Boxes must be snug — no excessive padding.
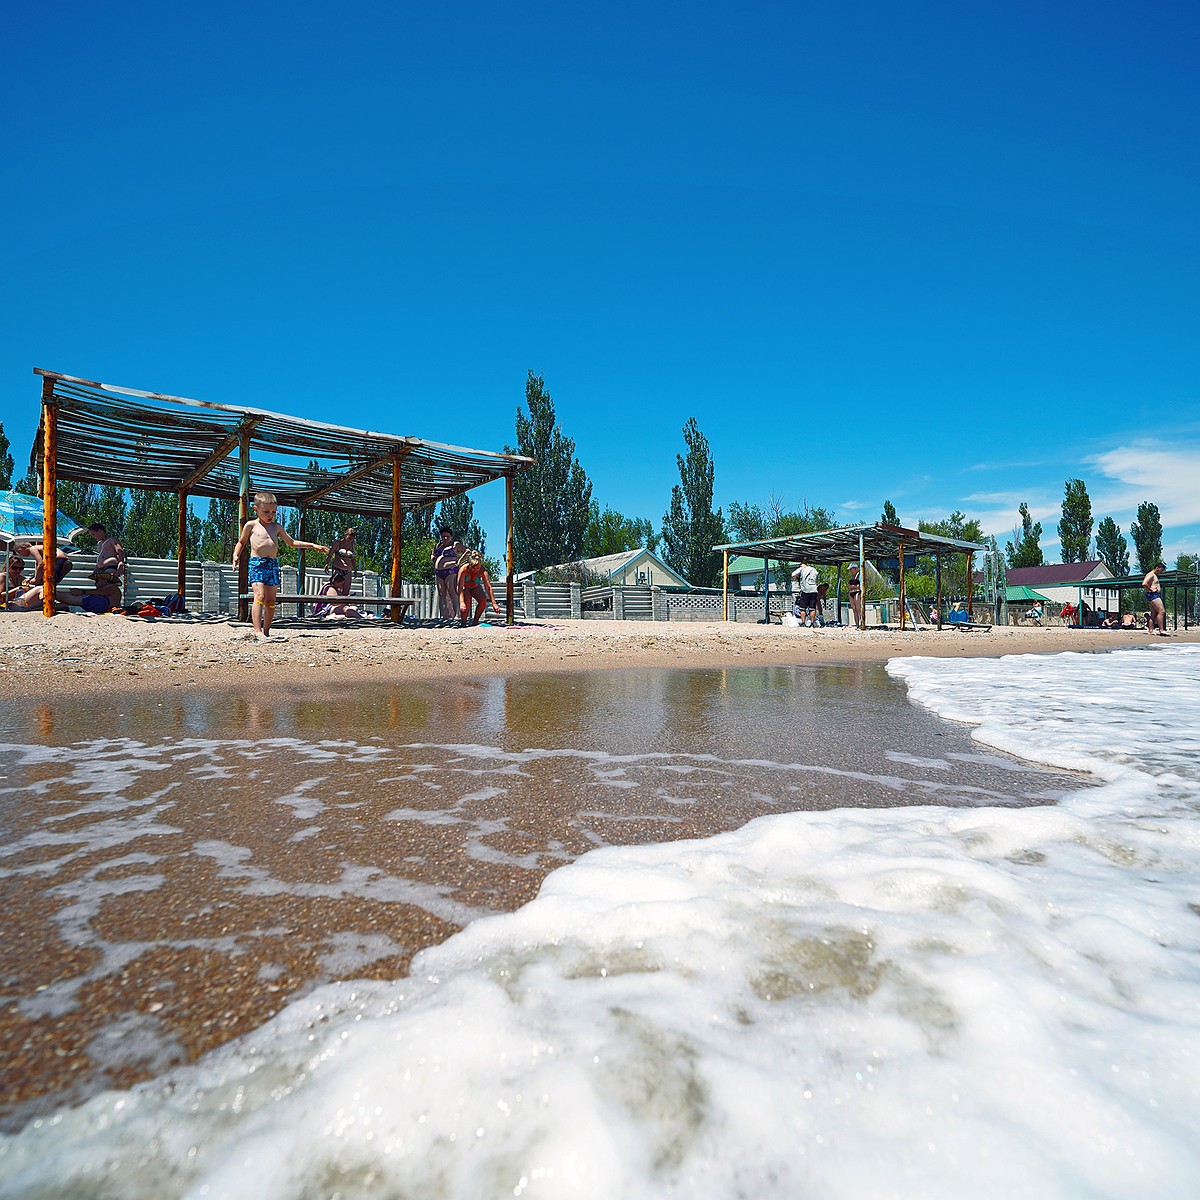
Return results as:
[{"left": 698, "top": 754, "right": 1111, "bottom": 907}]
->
[{"left": 248, "top": 556, "right": 281, "bottom": 586}]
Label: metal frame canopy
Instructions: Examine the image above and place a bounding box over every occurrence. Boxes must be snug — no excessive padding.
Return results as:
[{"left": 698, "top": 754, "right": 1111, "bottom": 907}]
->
[
  {"left": 714, "top": 522, "right": 989, "bottom": 630},
  {"left": 29, "top": 368, "right": 534, "bottom": 620}
]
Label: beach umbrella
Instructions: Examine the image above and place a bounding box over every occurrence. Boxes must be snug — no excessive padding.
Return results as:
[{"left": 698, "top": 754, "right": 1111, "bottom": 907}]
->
[{"left": 0, "top": 490, "right": 83, "bottom": 546}]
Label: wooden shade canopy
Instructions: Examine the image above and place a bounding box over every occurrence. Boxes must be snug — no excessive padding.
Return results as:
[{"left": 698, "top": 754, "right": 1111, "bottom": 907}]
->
[
  {"left": 30, "top": 369, "right": 533, "bottom": 620},
  {"left": 715, "top": 522, "right": 989, "bottom": 630}
]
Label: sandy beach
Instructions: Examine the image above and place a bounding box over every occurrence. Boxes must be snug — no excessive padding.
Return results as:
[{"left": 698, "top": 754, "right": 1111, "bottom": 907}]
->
[
  {"left": 3, "top": 609, "right": 1196, "bottom": 698},
  {"left": 1, "top": 612, "right": 1196, "bottom": 1133}
]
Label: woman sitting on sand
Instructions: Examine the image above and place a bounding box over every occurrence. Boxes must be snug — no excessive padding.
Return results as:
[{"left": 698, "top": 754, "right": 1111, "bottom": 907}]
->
[
  {"left": 3, "top": 554, "right": 30, "bottom": 607},
  {"left": 312, "top": 568, "right": 370, "bottom": 621}
]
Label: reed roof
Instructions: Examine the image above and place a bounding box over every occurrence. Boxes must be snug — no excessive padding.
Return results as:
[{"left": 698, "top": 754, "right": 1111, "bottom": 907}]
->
[
  {"left": 715, "top": 523, "right": 987, "bottom": 565},
  {"left": 31, "top": 370, "right": 533, "bottom": 515}
]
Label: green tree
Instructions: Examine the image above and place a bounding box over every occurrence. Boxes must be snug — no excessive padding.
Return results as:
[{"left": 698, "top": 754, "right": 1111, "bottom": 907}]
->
[
  {"left": 507, "top": 371, "right": 593, "bottom": 570},
  {"left": 1094, "top": 517, "right": 1129, "bottom": 578},
  {"left": 1130, "top": 502, "right": 1163, "bottom": 573},
  {"left": 1058, "top": 479, "right": 1093, "bottom": 563},
  {"left": 582, "top": 503, "right": 656, "bottom": 558},
  {"left": 1006, "top": 502, "right": 1044, "bottom": 568},
  {"left": 0, "top": 422, "right": 13, "bottom": 489},
  {"left": 661, "top": 418, "right": 724, "bottom": 588},
  {"left": 14, "top": 469, "right": 38, "bottom": 495},
  {"left": 881, "top": 499, "right": 899, "bottom": 526},
  {"left": 917, "top": 511, "right": 984, "bottom": 597},
  {"left": 125, "top": 490, "right": 186, "bottom": 557},
  {"left": 198, "top": 497, "right": 241, "bottom": 562}
]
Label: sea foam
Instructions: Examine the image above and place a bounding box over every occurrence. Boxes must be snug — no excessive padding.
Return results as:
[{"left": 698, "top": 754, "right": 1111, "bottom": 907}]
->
[{"left": 1, "top": 647, "right": 1198, "bottom": 1198}]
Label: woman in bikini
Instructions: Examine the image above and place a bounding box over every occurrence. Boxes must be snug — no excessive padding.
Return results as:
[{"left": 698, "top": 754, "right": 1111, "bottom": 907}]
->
[
  {"left": 456, "top": 549, "right": 497, "bottom": 627},
  {"left": 431, "top": 528, "right": 462, "bottom": 621},
  {"left": 847, "top": 565, "right": 863, "bottom": 628}
]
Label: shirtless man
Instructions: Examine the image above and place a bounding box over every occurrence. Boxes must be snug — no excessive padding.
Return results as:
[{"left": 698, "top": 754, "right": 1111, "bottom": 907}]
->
[
  {"left": 1143, "top": 561, "right": 1169, "bottom": 636},
  {"left": 54, "top": 523, "right": 125, "bottom": 614},
  {"left": 232, "top": 492, "right": 328, "bottom": 640}
]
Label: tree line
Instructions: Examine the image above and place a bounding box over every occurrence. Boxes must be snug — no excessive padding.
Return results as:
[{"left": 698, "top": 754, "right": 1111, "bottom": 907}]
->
[
  {"left": 2, "top": 384, "right": 1189, "bottom": 591},
  {"left": 1005, "top": 479, "right": 1178, "bottom": 578}
]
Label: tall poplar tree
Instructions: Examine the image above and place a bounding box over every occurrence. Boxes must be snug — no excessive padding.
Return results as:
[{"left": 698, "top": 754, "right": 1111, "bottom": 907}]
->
[
  {"left": 661, "top": 418, "right": 724, "bottom": 588},
  {"left": 1057, "top": 478, "right": 1093, "bottom": 563},
  {"left": 1095, "top": 517, "right": 1129, "bottom": 577},
  {"left": 1005, "top": 502, "right": 1044, "bottom": 568},
  {"left": 507, "top": 371, "right": 593, "bottom": 570},
  {"left": 1130, "top": 502, "right": 1163, "bottom": 573},
  {"left": 881, "top": 499, "right": 899, "bottom": 526}
]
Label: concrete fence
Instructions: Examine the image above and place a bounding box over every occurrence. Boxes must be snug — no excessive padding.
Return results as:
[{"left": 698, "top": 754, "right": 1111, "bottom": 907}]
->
[{"left": 50, "top": 554, "right": 860, "bottom": 625}]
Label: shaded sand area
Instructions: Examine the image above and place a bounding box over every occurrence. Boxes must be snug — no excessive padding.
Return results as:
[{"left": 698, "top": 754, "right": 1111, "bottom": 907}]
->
[{"left": 0, "top": 614, "right": 1193, "bottom": 1132}]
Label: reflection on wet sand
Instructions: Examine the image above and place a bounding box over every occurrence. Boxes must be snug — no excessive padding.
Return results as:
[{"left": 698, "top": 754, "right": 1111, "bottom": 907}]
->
[{"left": 0, "top": 664, "right": 1081, "bottom": 1130}]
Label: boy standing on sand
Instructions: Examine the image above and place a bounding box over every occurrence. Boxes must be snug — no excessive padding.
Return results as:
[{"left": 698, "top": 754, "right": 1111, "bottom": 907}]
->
[{"left": 232, "top": 492, "right": 328, "bottom": 641}]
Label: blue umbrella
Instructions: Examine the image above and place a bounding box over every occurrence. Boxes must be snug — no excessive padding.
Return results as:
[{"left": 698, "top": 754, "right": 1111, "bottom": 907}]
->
[{"left": 0, "top": 490, "right": 83, "bottom": 546}]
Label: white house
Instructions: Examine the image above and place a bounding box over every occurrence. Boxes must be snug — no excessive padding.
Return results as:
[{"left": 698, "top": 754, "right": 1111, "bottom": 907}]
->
[{"left": 519, "top": 548, "right": 690, "bottom": 588}]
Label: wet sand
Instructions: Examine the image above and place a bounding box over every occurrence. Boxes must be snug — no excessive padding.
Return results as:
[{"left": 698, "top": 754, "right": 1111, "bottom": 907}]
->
[
  {"left": 1, "top": 614, "right": 1192, "bottom": 1131},
  {"left": 1, "top": 610, "right": 1194, "bottom": 701}
]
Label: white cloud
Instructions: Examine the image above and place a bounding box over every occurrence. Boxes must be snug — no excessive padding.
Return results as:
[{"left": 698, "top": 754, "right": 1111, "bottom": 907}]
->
[{"left": 1088, "top": 441, "right": 1200, "bottom": 527}]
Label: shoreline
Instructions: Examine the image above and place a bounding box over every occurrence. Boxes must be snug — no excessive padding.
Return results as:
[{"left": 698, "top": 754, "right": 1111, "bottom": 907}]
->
[
  {"left": 4, "top": 616, "right": 1189, "bottom": 1132},
  {"left": 2, "top": 611, "right": 1196, "bottom": 700}
]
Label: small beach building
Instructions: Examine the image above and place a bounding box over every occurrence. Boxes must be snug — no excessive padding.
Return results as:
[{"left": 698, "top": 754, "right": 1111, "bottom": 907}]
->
[
  {"left": 519, "top": 548, "right": 689, "bottom": 588},
  {"left": 1001, "top": 562, "right": 1118, "bottom": 610}
]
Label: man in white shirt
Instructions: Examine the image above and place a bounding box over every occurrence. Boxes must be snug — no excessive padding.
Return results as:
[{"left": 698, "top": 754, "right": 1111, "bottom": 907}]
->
[{"left": 791, "top": 560, "right": 820, "bottom": 628}]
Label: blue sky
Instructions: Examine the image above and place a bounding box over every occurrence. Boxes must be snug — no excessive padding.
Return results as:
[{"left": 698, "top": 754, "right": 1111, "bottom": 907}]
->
[{"left": 2, "top": 1, "right": 1197, "bottom": 565}]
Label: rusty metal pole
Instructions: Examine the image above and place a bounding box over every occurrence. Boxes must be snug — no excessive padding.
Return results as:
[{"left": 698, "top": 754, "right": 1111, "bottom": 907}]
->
[
  {"left": 898, "top": 540, "right": 906, "bottom": 630},
  {"left": 858, "top": 532, "right": 866, "bottom": 629},
  {"left": 41, "top": 378, "right": 58, "bottom": 618},
  {"left": 297, "top": 508, "right": 308, "bottom": 606},
  {"left": 505, "top": 472, "right": 514, "bottom": 625},
  {"left": 237, "top": 430, "right": 251, "bottom": 622},
  {"left": 966, "top": 552, "right": 975, "bottom": 621},
  {"left": 176, "top": 491, "right": 188, "bottom": 602},
  {"left": 390, "top": 456, "right": 403, "bottom": 622},
  {"left": 935, "top": 555, "right": 943, "bottom": 630}
]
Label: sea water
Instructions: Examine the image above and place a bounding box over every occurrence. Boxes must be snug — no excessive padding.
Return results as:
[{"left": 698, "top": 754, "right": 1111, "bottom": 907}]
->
[{"left": 1, "top": 646, "right": 1198, "bottom": 1198}]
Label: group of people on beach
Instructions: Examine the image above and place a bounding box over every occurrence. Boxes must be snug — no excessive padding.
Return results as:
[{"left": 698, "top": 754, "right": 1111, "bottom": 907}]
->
[
  {"left": 430, "top": 526, "right": 499, "bottom": 626},
  {"left": 2, "top": 524, "right": 125, "bottom": 614},
  {"left": 230, "top": 492, "right": 499, "bottom": 641},
  {"left": 789, "top": 560, "right": 863, "bottom": 628}
]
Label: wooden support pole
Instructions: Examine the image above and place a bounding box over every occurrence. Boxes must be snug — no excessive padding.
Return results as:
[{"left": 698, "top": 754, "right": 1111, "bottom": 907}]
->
[
  {"left": 898, "top": 540, "right": 906, "bottom": 630},
  {"left": 762, "top": 556, "right": 770, "bottom": 623},
  {"left": 722, "top": 550, "right": 729, "bottom": 621},
  {"left": 505, "top": 472, "right": 515, "bottom": 626},
  {"left": 390, "top": 455, "right": 403, "bottom": 622},
  {"left": 176, "top": 491, "right": 188, "bottom": 601},
  {"left": 237, "top": 430, "right": 251, "bottom": 622},
  {"left": 41, "top": 379, "right": 58, "bottom": 619},
  {"left": 835, "top": 563, "right": 843, "bottom": 625},
  {"left": 965, "top": 552, "right": 975, "bottom": 621}
]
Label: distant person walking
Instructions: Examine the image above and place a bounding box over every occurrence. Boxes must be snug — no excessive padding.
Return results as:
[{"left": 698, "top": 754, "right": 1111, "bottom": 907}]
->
[
  {"left": 1143, "top": 561, "right": 1169, "bottom": 636},
  {"left": 791, "top": 560, "right": 820, "bottom": 628}
]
